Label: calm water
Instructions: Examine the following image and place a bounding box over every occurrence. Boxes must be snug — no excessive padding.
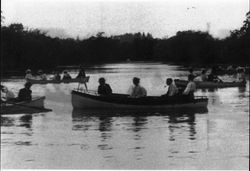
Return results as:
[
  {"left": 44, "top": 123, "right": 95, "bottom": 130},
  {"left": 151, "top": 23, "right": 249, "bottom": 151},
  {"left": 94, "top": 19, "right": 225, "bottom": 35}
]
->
[{"left": 1, "top": 63, "right": 249, "bottom": 169}]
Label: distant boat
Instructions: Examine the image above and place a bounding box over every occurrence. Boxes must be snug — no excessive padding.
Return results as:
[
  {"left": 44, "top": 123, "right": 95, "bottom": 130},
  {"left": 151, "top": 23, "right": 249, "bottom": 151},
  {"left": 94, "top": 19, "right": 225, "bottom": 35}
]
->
[
  {"left": 1, "top": 96, "right": 51, "bottom": 115},
  {"left": 174, "top": 79, "right": 246, "bottom": 89},
  {"left": 27, "top": 76, "right": 89, "bottom": 84},
  {"left": 71, "top": 90, "right": 208, "bottom": 109}
]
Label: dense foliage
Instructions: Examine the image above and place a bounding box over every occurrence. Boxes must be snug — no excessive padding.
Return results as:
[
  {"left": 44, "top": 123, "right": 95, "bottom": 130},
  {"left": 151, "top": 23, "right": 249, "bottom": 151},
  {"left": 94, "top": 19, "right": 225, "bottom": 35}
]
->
[{"left": 1, "top": 12, "right": 249, "bottom": 71}]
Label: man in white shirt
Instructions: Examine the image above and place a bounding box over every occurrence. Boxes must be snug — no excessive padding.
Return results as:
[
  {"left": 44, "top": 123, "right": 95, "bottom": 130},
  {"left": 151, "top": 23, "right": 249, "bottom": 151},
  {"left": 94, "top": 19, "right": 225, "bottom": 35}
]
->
[
  {"left": 183, "top": 75, "right": 196, "bottom": 98},
  {"left": 164, "top": 78, "right": 178, "bottom": 96},
  {"left": 128, "top": 77, "right": 147, "bottom": 98}
]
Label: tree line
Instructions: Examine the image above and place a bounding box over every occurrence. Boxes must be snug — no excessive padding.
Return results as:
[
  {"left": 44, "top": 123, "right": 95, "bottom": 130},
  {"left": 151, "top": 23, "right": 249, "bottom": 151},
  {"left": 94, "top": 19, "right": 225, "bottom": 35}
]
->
[{"left": 1, "top": 12, "right": 249, "bottom": 72}]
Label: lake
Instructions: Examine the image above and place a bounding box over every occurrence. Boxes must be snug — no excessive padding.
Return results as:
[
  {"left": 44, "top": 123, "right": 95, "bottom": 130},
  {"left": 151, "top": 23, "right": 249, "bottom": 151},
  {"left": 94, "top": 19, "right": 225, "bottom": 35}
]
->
[{"left": 1, "top": 62, "right": 249, "bottom": 169}]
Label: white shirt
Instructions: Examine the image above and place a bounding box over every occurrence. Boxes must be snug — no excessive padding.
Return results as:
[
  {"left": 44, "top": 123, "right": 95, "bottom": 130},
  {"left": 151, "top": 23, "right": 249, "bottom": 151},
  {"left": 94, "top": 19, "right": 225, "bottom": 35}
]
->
[
  {"left": 128, "top": 85, "right": 147, "bottom": 98},
  {"left": 167, "top": 83, "right": 178, "bottom": 96},
  {"left": 25, "top": 73, "right": 34, "bottom": 80},
  {"left": 183, "top": 81, "right": 196, "bottom": 95}
]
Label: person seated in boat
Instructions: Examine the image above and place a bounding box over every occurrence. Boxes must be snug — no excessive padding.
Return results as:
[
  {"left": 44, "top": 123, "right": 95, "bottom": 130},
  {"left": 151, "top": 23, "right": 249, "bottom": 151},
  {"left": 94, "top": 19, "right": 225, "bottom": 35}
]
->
[
  {"left": 236, "top": 68, "right": 246, "bottom": 83},
  {"left": 98, "top": 77, "right": 112, "bottom": 95},
  {"left": 17, "top": 82, "right": 32, "bottom": 101},
  {"left": 37, "top": 70, "right": 47, "bottom": 80},
  {"left": 162, "top": 78, "right": 178, "bottom": 97},
  {"left": 62, "top": 70, "right": 72, "bottom": 80},
  {"left": 1, "top": 85, "right": 15, "bottom": 102},
  {"left": 53, "top": 71, "right": 61, "bottom": 81},
  {"left": 183, "top": 75, "right": 196, "bottom": 99},
  {"left": 76, "top": 67, "right": 88, "bottom": 90},
  {"left": 128, "top": 77, "right": 147, "bottom": 98},
  {"left": 25, "top": 69, "right": 34, "bottom": 80},
  {"left": 200, "top": 69, "right": 207, "bottom": 81},
  {"left": 207, "top": 72, "right": 222, "bottom": 82},
  {"left": 188, "top": 68, "right": 196, "bottom": 80}
]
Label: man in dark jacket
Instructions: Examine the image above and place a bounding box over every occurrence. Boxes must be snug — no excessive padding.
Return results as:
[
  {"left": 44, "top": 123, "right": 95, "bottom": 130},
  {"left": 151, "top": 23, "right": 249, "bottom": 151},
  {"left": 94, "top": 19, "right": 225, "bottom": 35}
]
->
[
  {"left": 18, "top": 82, "right": 32, "bottom": 101},
  {"left": 98, "top": 77, "right": 112, "bottom": 95}
]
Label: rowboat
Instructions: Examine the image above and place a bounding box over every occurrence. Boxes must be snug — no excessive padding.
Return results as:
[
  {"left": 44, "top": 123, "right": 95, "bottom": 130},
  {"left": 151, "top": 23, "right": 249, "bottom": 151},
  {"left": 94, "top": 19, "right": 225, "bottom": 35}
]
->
[
  {"left": 1, "top": 96, "right": 51, "bottom": 115},
  {"left": 174, "top": 79, "right": 246, "bottom": 89},
  {"left": 71, "top": 90, "right": 208, "bottom": 109},
  {"left": 27, "top": 76, "right": 89, "bottom": 84}
]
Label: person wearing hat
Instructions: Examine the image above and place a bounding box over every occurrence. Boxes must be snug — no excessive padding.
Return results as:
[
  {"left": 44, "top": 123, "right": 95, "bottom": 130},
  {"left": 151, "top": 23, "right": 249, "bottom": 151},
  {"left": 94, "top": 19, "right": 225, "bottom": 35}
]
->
[
  {"left": 17, "top": 82, "right": 32, "bottom": 101},
  {"left": 25, "top": 69, "right": 34, "bottom": 80},
  {"left": 183, "top": 75, "right": 196, "bottom": 98},
  {"left": 97, "top": 77, "right": 112, "bottom": 95},
  {"left": 128, "top": 77, "right": 147, "bottom": 98},
  {"left": 37, "top": 70, "right": 47, "bottom": 80}
]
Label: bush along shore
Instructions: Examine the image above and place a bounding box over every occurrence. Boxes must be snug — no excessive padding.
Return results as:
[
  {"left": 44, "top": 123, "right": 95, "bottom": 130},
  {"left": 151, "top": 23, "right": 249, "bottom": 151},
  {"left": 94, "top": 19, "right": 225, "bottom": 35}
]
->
[{"left": 1, "top": 12, "right": 249, "bottom": 76}]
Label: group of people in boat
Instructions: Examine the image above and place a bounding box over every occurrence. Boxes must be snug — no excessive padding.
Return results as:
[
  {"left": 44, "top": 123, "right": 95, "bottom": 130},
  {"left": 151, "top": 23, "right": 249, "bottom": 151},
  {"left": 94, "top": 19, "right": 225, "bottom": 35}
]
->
[
  {"left": 1, "top": 82, "right": 32, "bottom": 103},
  {"left": 188, "top": 67, "right": 246, "bottom": 83},
  {"left": 97, "top": 75, "right": 196, "bottom": 99},
  {"left": 25, "top": 67, "right": 88, "bottom": 81}
]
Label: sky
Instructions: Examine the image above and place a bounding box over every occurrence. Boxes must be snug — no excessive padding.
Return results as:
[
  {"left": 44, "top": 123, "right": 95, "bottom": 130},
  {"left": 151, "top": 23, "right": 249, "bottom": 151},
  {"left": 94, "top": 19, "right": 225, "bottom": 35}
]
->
[{"left": 1, "top": 0, "right": 249, "bottom": 39}]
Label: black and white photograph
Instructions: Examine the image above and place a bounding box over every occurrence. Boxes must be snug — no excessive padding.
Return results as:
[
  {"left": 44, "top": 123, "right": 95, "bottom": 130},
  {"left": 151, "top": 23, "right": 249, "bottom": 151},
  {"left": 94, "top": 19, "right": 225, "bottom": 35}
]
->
[{"left": 1, "top": 0, "right": 249, "bottom": 170}]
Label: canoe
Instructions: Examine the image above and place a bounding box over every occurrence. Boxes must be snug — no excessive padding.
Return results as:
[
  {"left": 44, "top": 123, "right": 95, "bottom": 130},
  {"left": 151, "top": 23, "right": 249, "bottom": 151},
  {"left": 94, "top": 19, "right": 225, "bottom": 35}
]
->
[
  {"left": 174, "top": 79, "right": 246, "bottom": 89},
  {"left": 1, "top": 96, "right": 51, "bottom": 115},
  {"left": 27, "top": 76, "right": 90, "bottom": 84},
  {"left": 71, "top": 90, "right": 208, "bottom": 109}
]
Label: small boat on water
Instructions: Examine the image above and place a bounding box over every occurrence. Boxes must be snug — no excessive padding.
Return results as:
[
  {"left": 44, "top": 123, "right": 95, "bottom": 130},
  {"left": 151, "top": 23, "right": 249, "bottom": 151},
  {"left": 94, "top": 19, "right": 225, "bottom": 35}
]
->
[
  {"left": 174, "top": 79, "right": 246, "bottom": 89},
  {"left": 71, "top": 90, "right": 208, "bottom": 109},
  {"left": 1, "top": 96, "right": 51, "bottom": 115},
  {"left": 27, "top": 76, "right": 90, "bottom": 84}
]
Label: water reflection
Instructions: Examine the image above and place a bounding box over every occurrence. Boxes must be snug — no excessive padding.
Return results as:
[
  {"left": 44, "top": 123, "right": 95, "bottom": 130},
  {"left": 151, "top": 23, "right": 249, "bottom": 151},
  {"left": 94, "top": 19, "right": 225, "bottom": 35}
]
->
[
  {"left": 1, "top": 114, "right": 33, "bottom": 129},
  {"left": 168, "top": 113, "right": 197, "bottom": 142}
]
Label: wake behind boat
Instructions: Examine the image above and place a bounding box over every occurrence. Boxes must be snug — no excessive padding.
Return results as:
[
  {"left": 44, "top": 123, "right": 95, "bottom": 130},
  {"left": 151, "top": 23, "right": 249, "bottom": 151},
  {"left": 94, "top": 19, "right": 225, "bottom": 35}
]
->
[
  {"left": 27, "top": 76, "right": 90, "bottom": 84},
  {"left": 174, "top": 79, "right": 246, "bottom": 89},
  {"left": 1, "top": 96, "right": 52, "bottom": 115},
  {"left": 71, "top": 90, "right": 208, "bottom": 109}
]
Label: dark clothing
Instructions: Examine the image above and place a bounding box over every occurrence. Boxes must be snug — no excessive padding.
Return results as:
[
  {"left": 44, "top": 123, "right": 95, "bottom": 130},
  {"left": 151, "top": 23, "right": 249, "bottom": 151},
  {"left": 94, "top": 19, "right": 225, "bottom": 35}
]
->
[
  {"left": 207, "top": 74, "right": 220, "bottom": 82},
  {"left": 76, "top": 69, "right": 86, "bottom": 78},
  {"left": 18, "top": 88, "right": 32, "bottom": 101},
  {"left": 98, "top": 84, "right": 112, "bottom": 95},
  {"left": 54, "top": 74, "right": 61, "bottom": 81},
  {"left": 62, "top": 74, "right": 72, "bottom": 80}
]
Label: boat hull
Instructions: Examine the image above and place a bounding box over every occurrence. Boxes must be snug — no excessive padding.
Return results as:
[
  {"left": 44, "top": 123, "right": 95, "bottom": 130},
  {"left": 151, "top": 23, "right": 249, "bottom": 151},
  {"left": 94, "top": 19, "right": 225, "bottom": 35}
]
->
[
  {"left": 27, "top": 76, "right": 89, "bottom": 84},
  {"left": 1, "top": 96, "right": 50, "bottom": 114},
  {"left": 71, "top": 90, "right": 208, "bottom": 109},
  {"left": 174, "top": 79, "right": 246, "bottom": 88}
]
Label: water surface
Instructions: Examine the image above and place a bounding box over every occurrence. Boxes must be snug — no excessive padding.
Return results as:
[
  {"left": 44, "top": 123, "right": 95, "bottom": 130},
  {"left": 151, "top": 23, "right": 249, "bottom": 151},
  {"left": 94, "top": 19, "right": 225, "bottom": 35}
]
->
[{"left": 1, "top": 63, "right": 249, "bottom": 169}]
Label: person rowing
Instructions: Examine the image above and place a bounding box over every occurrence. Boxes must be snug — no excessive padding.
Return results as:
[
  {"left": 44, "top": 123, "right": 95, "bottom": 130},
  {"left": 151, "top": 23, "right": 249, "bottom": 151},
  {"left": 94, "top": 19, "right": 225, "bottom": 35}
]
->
[
  {"left": 97, "top": 77, "right": 112, "bottom": 95},
  {"left": 162, "top": 78, "right": 178, "bottom": 97},
  {"left": 183, "top": 75, "right": 196, "bottom": 99},
  {"left": 128, "top": 77, "right": 147, "bottom": 98},
  {"left": 17, "top": 82, "right": 32, "bottom": 101}
]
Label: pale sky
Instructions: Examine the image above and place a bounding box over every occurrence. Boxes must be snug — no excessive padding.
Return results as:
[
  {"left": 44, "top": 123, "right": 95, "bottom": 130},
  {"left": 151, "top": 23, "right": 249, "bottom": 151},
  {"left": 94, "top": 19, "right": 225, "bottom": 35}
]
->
[{"left": 1, "top": 0, "right": 249, "bottom": 38}]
